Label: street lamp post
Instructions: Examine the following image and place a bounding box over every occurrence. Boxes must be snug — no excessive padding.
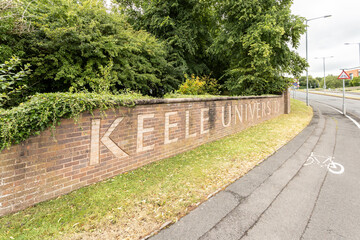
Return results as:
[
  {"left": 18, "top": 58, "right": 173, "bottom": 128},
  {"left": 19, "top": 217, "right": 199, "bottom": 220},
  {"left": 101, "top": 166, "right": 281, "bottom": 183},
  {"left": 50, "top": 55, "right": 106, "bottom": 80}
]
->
[
  {"left": 305, "top": 15, "right": 332, "bottom": 106},
  {"left": 344, "top": 42, "right": 360, "bottom": 65},
  {"left": 315, "top": 56, "right": 334, "bottom": 90}
]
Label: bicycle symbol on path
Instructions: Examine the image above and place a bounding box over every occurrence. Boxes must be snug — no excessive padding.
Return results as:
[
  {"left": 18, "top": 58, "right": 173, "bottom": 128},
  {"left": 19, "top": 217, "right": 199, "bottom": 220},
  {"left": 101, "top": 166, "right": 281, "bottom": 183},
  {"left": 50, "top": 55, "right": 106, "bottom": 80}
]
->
[{"left": 304, "top": 152, "right": 344, "bottom": 175}]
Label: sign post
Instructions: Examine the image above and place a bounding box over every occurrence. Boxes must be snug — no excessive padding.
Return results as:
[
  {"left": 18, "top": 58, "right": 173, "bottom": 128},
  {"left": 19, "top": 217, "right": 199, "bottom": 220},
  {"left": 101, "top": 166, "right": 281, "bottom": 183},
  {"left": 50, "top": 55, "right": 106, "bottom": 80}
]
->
[
  {"left": 338, "top": 70, "right": 351, "bottom": 115},
  {"left": 292, "top": 80, "right": 299, "bottom": 99}
]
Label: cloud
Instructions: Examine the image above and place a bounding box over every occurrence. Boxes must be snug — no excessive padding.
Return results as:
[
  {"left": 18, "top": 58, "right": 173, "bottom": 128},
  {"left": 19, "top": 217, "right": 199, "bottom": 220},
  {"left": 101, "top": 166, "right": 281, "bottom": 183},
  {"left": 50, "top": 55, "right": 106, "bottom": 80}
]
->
[{"left": 291, "top": 0, "right": 360, "bottom": 77}]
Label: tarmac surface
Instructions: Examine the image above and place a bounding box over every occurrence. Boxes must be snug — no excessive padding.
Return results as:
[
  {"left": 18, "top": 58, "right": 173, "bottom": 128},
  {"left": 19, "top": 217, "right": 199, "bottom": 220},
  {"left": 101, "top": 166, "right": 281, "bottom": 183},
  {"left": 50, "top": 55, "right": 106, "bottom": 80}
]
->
[{"left": 150, "top": 92, "right": 360, "bottom": 240}]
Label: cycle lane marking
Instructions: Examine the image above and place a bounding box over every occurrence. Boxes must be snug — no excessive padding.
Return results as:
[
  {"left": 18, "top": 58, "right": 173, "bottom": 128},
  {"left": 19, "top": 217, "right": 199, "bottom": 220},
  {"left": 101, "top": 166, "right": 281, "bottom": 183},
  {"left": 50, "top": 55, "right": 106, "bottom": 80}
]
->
[{"left": 303, "top": 152, "right": 344, "bottom": 175}]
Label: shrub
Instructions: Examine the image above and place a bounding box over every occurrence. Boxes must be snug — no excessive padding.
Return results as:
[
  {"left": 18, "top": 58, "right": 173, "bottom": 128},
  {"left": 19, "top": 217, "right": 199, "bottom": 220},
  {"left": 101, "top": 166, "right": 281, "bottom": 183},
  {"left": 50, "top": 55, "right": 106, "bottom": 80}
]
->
[
  {"left": 178, "top": 74, "right": 206, "bottom": 95},
  {"left": 177, "top": 74, "right": 220, "bottom": 95},
  {"left": 350, "top": 76, "right": 360, "bottom": 87}
]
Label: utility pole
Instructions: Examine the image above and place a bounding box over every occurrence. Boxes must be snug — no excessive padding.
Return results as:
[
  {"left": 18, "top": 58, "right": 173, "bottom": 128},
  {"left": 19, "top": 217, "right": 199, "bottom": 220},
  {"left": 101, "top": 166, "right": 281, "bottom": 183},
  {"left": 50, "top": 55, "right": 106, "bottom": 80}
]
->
[
  {"left": 315, "top": 56, "right": 334, "bottom": 89},
  {"left": 305, "top": 15, "right": 332, "bottom": 106}
]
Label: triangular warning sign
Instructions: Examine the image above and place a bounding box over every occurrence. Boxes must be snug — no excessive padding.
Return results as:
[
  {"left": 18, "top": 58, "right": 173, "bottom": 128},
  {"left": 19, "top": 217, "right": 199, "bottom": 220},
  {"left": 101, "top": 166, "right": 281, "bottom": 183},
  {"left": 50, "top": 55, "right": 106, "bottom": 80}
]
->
[{"left": 338, "top": 70, "right": 350, "bottom": 79}]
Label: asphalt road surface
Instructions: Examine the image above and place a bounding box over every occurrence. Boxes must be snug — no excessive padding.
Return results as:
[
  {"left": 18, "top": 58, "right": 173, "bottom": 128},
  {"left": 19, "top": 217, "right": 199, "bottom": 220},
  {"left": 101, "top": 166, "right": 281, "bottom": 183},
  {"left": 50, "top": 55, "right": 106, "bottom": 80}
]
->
[
  {"left": 294, "top": 90, "right": 360, "bottom": 120},
  {"left": 151, "top": 93, "right": 360, "bottom": 240}
]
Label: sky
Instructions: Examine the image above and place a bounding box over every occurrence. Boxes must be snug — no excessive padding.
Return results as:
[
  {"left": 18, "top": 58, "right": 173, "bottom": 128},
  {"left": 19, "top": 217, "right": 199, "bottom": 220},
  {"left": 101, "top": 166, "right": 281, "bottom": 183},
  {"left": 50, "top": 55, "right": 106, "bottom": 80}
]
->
[{"left": 291, "top": 0, "right": 360, "bottom": 78}]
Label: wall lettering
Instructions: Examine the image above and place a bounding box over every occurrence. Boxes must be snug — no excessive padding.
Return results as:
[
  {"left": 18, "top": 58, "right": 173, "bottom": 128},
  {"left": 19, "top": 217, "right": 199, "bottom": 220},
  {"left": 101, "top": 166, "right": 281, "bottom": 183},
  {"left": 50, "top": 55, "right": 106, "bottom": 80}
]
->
[
  {"left": 101, "top": 117, "right": 128, "bottom": 159},
  {"left": 90, "top": 118, "right": 129, "bottom": 165},
  {"left": 137, "top": 114, "right": 155, "bottom": 153},
  {"left": 249, "top": 103, "right": 256, "bottom": 120},
  {"left": 186, "top": 111, "right": 197, "bottom": 139},
  {"left": 200, "top": 108, "right": 210, "bottom": 134},
  {"left": 90, "top": 99, "right": 283, "bottom": 164},
  {"left": 267, "top": 101, "right": 271, "bottom": 115},
  {"left": 222, "top": 106, "right": 232, "bottom": 127},
  {"left": 90, "top": 119, "right": 101, "bottom": 165},
  {"left": 165, "top": 112, "right": 178, "bottom": 145},
  {"left": 235, "top": 105, "right": 243, "bottom": 124}
]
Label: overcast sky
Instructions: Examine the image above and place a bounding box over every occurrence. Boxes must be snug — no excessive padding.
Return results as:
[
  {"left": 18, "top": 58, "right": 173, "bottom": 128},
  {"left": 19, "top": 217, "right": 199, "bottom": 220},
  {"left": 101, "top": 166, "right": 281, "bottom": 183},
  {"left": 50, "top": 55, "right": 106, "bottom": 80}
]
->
[{"left": 291, "top": 0, "right": 360, "bottom": 78}]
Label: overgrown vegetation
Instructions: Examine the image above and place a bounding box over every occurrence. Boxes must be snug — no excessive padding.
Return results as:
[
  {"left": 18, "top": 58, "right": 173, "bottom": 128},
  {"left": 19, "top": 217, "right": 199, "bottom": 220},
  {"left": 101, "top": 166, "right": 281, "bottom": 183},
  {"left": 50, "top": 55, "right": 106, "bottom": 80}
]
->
[
  {"left": 1, "top": 0, "right": 306, "bottom": 101},
  {"left": 0, "top": 99, "right": 313, "bottom": 240},
  {"left": 0, "top": 91, "right": 149, "bottom": 150},
  {"left": 1, "top": 0, "right": 179, "bottom": 98},
  {"left": 0, "top": 0, "right": 308, "bottom": 146}
]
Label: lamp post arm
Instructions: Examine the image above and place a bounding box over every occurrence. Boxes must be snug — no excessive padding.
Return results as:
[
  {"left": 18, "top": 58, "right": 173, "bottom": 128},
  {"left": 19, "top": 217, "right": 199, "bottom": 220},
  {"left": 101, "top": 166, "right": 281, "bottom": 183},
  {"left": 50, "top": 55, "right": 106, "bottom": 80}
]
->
[{"left": 307, "top": 15, "right": 332, "bottom": 22}]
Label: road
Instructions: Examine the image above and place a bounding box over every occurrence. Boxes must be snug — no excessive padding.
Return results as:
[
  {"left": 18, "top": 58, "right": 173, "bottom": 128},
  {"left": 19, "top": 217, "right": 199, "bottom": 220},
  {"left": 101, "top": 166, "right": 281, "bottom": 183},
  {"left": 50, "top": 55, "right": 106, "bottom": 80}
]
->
[
  {"left": 150, "top": 93, "right": 360, "bottom": 240},
  {"left": 294, "top": 90, "right": 360, "bottom": 121}
]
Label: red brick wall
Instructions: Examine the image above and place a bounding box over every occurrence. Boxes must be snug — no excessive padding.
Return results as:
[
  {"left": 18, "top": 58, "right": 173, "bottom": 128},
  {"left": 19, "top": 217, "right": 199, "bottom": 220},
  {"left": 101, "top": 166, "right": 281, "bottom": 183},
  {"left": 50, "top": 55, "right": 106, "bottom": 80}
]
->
[{"left": 0, "top": 94, "right": 288, "bottom": 216}]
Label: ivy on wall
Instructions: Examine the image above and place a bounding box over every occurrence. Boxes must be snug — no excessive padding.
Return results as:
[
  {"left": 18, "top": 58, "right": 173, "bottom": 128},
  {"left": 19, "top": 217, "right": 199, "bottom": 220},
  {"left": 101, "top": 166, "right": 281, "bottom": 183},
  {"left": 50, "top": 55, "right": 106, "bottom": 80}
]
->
[{"left": 0, "top": 92, "right": 149, "bottom": 150}]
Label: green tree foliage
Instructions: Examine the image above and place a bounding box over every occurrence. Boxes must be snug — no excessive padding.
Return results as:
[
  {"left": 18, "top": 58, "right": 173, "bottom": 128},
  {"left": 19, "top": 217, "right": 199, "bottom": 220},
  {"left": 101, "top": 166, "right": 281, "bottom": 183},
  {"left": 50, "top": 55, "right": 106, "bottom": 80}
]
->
[
  {"left": 1, "top": 0, "right": 179, "bottom": 97},
  {"left": 349, "top": 76, "right": 360, "bottom": 87},
  {"left": 212, "top": 0, "right": 306, "bottom": 95},
  {"left": 299, "top": 76, "right": 320, "bottom": 88},
  {"left": 119, "top": 0, "right": 223, "bottom": 79},
  {"left": 316, "top": 77, "right": 323, "bottom": 88},
  {"left": 1, "top": 0, "right": 307, "bottom": 100},
  {"left": 324, "top": 75, "right": 350, "bottom": 89},
  {"left": 300, "top": 75, "right": 353, "bottom": 89},
  {"left": 0, "top": 56, "right": 31, "bottom": 107},
  {"left": 0, "top": 0, "right": 32, "bottom": 60}
]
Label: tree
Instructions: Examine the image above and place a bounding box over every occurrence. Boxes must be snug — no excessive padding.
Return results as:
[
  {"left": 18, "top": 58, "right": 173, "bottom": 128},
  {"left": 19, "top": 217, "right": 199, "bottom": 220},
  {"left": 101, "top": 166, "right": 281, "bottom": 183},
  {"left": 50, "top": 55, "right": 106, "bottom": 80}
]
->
[
  {"left": 324, "top": 75, "right": 350, "bottom": 89},
  {"left": 299, "top": 75, "right": 319, "bottom": 88},
  {"left": 350, "top": 76, "right": 360, "bottom": 87},
  {"left": 0, "top": 56, "right": 31, "bottom": 108},
  {"left": 1, "top": 0, "right": 179, "bottom": 97},
  {"left": 212, "top": 0, "right": 307, "bottom": 95},
  {"left": 316, "top": 77, "right": 324, "bottom": 88},
  {"left": 1, "top": 0, "right": 308, "bottom": 98},
  {"left": 0, "top": 0, "right": 33, "bottom": 61},
  {"left": 119, "top": 0, "right": 224, "bottom": 80}
]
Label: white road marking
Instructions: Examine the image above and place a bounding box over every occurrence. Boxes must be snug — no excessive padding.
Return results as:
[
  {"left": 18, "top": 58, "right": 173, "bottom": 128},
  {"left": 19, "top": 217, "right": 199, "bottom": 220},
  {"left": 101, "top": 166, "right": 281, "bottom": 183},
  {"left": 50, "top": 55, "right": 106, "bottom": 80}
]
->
[
  {"left": 324, "top": 104, "right": 360, "bottom": 129},
  {"left": 347, "top": 115, "right": 360, "bottom": 129},
  {"left": 304, "top": 152, "right": 345, "bottom": 175}
]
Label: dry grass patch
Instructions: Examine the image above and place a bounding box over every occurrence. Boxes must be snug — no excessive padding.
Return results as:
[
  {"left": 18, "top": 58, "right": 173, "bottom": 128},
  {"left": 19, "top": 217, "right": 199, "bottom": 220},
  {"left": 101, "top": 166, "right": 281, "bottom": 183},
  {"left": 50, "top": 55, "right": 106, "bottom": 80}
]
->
[{"left": 0, "top": 99, "right": 312, "bottom": 240}]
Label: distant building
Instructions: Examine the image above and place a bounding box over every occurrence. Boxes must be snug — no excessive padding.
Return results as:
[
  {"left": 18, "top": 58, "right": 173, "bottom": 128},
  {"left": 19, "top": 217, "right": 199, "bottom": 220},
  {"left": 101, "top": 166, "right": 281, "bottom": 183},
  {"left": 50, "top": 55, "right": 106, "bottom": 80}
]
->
[{"left": 345, "top": 67, "right": 360, "bottom": 79}]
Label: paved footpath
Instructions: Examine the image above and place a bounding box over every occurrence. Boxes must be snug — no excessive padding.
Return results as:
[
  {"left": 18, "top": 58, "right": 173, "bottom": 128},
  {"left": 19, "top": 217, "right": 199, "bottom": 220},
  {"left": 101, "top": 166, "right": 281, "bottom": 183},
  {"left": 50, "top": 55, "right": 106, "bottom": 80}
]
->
[{"left": 150, "top": 99, "right": 360, "bottom": 240}]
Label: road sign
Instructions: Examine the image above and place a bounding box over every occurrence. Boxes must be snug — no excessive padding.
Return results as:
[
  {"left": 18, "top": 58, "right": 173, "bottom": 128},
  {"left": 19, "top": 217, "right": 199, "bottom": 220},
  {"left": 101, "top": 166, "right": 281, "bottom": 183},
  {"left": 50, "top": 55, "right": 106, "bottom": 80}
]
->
[
  {"left": 292, "top": 79, "right": 299, "bottom": 89},
  {"left": 338, "top": 70, "right": 350, "bottom": 79},
  {"left": 337, "top": 70, "right": 349, "bottom": 115}
]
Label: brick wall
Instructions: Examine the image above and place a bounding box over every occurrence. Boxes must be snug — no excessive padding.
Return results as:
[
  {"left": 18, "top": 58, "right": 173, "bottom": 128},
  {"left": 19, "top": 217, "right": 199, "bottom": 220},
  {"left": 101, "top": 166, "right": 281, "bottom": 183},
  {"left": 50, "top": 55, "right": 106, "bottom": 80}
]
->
[{"left": 0, "top": 93, "right": 288, "bottom": 216}]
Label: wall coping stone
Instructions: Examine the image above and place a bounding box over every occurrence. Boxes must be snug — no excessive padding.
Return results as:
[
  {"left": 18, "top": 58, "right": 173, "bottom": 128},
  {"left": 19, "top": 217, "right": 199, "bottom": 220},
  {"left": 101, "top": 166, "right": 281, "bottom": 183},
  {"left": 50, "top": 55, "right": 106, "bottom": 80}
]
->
[{"left": 134, "top": 94, "right": 282, "bottom": 105}]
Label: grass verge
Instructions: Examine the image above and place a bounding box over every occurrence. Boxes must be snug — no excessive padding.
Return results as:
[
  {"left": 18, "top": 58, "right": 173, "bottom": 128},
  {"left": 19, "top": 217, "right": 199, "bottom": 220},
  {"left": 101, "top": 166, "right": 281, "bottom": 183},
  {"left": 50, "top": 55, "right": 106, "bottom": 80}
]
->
[{"left": 0, "top": 99, "right": 313, "bottom": 240}]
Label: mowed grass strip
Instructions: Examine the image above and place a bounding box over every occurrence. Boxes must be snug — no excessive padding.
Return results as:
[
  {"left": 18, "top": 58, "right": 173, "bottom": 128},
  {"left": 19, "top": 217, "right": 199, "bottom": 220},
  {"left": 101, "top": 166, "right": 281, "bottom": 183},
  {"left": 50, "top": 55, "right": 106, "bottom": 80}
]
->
[{"left": 0, "top": 99, "right": 313, "bottom": 240}]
